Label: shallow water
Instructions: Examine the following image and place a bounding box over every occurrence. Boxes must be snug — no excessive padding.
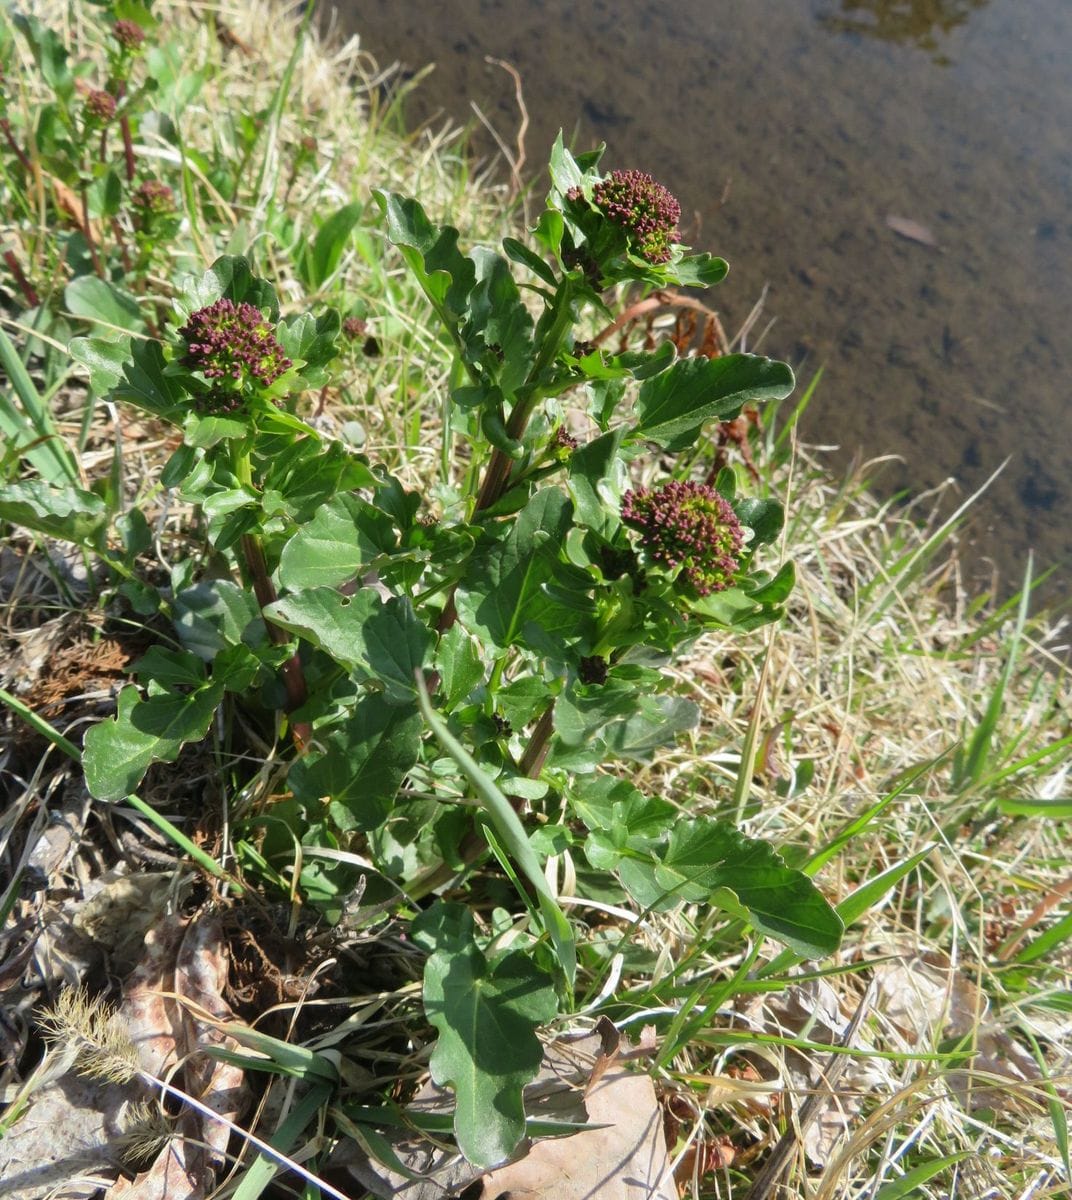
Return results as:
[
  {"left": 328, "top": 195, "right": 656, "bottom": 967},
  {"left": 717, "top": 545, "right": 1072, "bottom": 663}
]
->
[{"left": 337, "top": 0, "right": 1071, "bottom": 601}]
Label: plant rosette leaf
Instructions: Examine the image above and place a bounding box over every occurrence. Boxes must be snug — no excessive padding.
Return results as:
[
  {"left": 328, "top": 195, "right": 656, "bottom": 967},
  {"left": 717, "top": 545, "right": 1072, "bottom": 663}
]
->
[
  {"left": 455, "top": 489, "right": 597, "bottom": 656},
  {"left": 0, "top": 479, "right": 108, "bottom": 543},
  {"left": 629, "top": 354, "right": 795, "bottom": 450},
  {"left": 83, "top": 680, "right": 224, "bottom": 802},
  {"left": 411, "top": 903, "right": 558, "bottom": 1168},
  {"left": 265, "top": 588, "right": 434, "bottom": 706},
  {"left": 373, "top": 190, "right": 476, "bottom": 324},
  {"left": 288, "top": 695, "right": 422, "bottom": 832}
]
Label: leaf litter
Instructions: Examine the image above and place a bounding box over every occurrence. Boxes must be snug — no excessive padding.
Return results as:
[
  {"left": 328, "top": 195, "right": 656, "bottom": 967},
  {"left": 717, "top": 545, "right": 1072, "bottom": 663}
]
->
[
  {"left": 0, "top": 905, "right": 246, "bottom": 1200},
  {"left": 332, "top": 1021, "right": 676, "bottom": 1199}
]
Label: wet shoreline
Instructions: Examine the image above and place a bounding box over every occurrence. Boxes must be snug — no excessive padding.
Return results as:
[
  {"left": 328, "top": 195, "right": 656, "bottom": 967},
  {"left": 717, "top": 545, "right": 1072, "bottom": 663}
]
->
[{"left": 330, "top": 0, "right": 1071, "bottom": 603}]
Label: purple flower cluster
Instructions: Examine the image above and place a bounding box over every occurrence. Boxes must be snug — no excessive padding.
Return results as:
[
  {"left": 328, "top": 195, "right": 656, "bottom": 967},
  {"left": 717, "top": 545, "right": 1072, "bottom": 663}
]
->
[
  {"left": 112, "top": 19, "right": 146, "bottom": 52},
  {"left": 592, "top": 169, "right": 682, "bottom": 265},
  {"left": 84, "top": 88, "right": 116, "bottom": 123},
  {"left": 621, "top": 481, "right": 743, "bottom": 596},
  {"left": 132, "top": 179, "right": 174, "bottom": 214},
  {"left": 178, "top": 299, "right": 291, "bottom": 404}
]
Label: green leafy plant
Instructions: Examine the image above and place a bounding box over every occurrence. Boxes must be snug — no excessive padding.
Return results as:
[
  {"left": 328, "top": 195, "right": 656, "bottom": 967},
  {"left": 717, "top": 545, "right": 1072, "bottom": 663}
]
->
[{"left": 3, "top": 131, "right": 843, "bottom": 1168}]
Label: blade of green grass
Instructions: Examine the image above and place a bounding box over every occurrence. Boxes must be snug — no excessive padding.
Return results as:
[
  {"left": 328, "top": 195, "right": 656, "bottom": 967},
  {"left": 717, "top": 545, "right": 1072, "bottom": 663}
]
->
[
  {"left": 1012, "top": 908, "right": 1072, "bottom": 966},
  {"left": 758, "top": 847, "right": 934, "bottom": 979},
  {"left": 872, "top": 1151, "right": 974, "bottom": 1200},
  {"left": 415, "top": 672, "right": 576, "bottom": 988},
  {"left": 953, "top": 554, "right": 1032, "bottom": 792},
  {"left": 0, "top": 685, "right": 242, "bottom": 892},
  {"left": 0, "top": 324, "right": 80, "bottom": 485},
  {"left": 771, "top": 365, "right": 823, "bottom": 460},
  {"left": 1022, "top": 1028, "right": 1071, "bottom": 1183}
]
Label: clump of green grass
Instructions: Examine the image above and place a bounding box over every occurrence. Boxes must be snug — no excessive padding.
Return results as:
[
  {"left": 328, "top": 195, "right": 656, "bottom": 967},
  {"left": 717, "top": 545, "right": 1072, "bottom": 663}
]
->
[{"left": 0, "top": 2, "right": 1069, "bottom": 1199}]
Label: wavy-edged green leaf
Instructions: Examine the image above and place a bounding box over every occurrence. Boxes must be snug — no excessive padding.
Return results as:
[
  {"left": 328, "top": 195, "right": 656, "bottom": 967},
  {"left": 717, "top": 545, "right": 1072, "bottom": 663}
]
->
[
  {"left": 502, "top": 236, "right": 558, "bottom": 287},
  {"left": 114, "top": 338, "right": 187, "bottom": 422},
  {"left": 83, "top": 682, "right": 224, "bottom": 802},
  {"left": 455, "top": 489, "right": 595, "bottom": 653},
  {"left": 667, "top": 253, "right": 729, "bottom": 288},
  {"left": 276, "top": 308, "right": 342, "bottom": 387},
  {"left": 266, "top": 588, "right": 433, "bottom": 705},
  {"left": 631, "top": 354, "right": 794, "bottom": 449},
  {"left": 603, "top": 693, "right": 699, "bottom": 762},
  {"left": 412, "top": 903, "right": 557, "bottom": 1168},
  {"left": 278, "top": 494, "right": 396, "bottom": 590},
  {"left": 567, "top": 428, "right": 626, "bottom": 534},
  {"left": 289, "top": 696, "right": 421, "bottom": 831},
  {"left": 466, "top": 249, "right": 535, "bottom": 395},
  {"left": 647, "top": 819, "right": 842, "bottom": 956},
  {"left": 579, "top": 795, "right": 842, "bottom": 959},
  {"left": 174, "top": 579, "right": 264, "bottom": 659},
  {"left": 435, "top": 624, "right": 486, "bottom": 711},
  {"left": 64, "top": 276, "right": 145, "bottom": 334},
  {"left": 69, "top": 334, "right": 132, "bottom": 397},
  {"left": 0, "top": 479, "right": 107, "bottom": 543},
  {"left": 373, "top": 191, "right": 475, "bottom": 322},
  {"left": 175, "top": 255, "right": 280, "bottom": 322}
]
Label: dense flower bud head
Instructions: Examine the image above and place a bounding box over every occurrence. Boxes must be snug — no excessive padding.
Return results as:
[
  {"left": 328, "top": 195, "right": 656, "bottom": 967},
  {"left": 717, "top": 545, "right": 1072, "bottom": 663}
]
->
[
  {"left": 342, "top": 316, "right": 368, "bottom": 340},
  {"left": 178, "top": 299, "right": 291, "bottom": 404},
  {"left": 592, "top": 169, "right": 682, "bottom": 265},
  {"left": 132, "top": 179, "right": 174, "bottom": 214},
  {"left": 553, "top": 425, "right": 579, "bottom": 454},
  {"left": 621, "top": 480, "right": 743, "bottom": 596},
  {"left": 84, "top": 88, "right": 116, "bottom": 123},
  {"left": 112, "top": 19, "right": 146, "bottom": 51}
]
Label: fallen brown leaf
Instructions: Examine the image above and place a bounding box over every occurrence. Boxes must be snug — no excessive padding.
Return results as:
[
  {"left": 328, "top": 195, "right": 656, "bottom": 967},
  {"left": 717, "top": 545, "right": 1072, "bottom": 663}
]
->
[
  {"left": 885, "top": 214, "right": 938, "bottom": 248},
  {"left": 480, "top": 1070, "right": 676, "bottom": 1199}
]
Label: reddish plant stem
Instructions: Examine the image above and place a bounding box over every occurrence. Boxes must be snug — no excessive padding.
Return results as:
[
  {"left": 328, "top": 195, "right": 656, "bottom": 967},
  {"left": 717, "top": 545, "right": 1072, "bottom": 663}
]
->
[
  {"left": 117, "top": 84, "right": 136, "bottom": 182},
  {"left": 80, "top": 182, "right": 105, "bottom": 279},
  {"left": 110, "top": 217, "right": 133, "bottom": 276},
  {"left": 518, "top": 703, "right": 556, "bottom": 779},
  {"left": 3, "top": 250, "right": 39, "bottom": 308},
  {"left": 240, "top": 532, "right": 312, "bottom": 750},
  {"left": 0, "top": 117, "right": 32, "bottom": 174}
]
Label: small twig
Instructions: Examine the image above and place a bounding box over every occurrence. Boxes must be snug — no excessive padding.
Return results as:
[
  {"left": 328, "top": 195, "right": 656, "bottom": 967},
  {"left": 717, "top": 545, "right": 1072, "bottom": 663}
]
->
[
  {"left": 116, "top": 82, "right": 136, "bottom": 181},
  {"left": 110, "top": 217, "right": 133, "bottom": 276},
  {"left": 997, "top": 873, "right": 1072, "bottom": 961},
  {"left": 240, "top": 532, "right": 312, "bottom": 749},
  {"left": 80, "top": 181, "right": 106, "bottom": 279},
  {"left": 743, "top": 984, "right": 874, "bottom": 1200},
  {"left": 2, "top": 249, "right": 39, "bottom": 308},
  {"left": 1, "top": 116, "right": 33, "bottom": 174},
  {"left": 592, "top": 288, "right": 730, "bottom": 355},
  {"left": 485, "top": 55, "right": 528, "bottom": 208},
  {"left": 518, "top": 703, "right": 555, "bottom": 778}
]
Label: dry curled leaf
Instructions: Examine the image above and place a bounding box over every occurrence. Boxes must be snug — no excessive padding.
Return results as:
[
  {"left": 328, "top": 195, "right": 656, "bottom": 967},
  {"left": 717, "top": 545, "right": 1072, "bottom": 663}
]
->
[
  {"left": 885, "top": 214, "right": 938, "bottom": 247},
  {"left": 480, "top": 1071, "right": 676, "bottom": 1199}
]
